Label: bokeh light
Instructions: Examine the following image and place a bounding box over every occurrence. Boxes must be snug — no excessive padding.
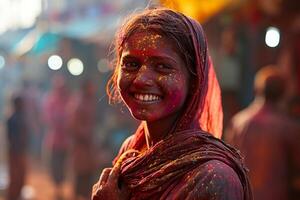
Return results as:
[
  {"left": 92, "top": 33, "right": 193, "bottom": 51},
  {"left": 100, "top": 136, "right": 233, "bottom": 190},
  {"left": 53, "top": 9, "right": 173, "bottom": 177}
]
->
[
  {"left": 67, "top": 58, "right": 84, "bottom": 76},
  {"left": 0, "top": 0, "right": 42, "bottom": 34},
  {"left": 0, "top": 55, "right": 5, "bottom": 70},
  {"left": 265, "top": 27, "right": 280, "bottom": 48},
  {"left": 47, "top": 55, "right": 63, "bottom": 70},
  {"left": 97, "top": 58, "right": 111, "bottom": 73},
  {"left": 21, "top": 185, "right": 36, "bottom": 199}
]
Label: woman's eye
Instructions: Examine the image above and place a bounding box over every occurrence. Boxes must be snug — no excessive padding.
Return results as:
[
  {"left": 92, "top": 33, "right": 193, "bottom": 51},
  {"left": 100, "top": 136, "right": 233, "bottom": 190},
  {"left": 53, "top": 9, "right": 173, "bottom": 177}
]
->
[
  {"left": 156, "top": 63, "right": 172, "bottom": 72},
  {"left": 156, "top": 64, "right": 165, "bottom": 69},
  {"left": 121, "top": 61, "right": 139, "bottom": 71}
]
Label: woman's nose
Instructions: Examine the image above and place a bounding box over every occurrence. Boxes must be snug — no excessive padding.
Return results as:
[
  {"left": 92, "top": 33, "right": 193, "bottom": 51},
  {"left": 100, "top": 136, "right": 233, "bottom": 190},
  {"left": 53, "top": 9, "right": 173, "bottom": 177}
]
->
[{"left": 132, "top": 65, "right": 154, "bottom": 87}]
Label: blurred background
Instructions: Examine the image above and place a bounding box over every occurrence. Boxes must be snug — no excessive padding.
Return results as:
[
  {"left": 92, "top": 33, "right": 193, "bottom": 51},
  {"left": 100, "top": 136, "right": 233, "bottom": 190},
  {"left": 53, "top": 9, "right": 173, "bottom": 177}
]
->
[{"left": 0, "top": 0, "right": 299, "bottom": 199}]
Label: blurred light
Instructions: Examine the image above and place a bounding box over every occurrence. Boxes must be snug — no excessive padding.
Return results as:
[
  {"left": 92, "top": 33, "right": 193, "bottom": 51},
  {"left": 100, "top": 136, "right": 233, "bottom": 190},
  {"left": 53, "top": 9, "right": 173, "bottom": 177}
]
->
[
  {"left": 0, "top": 0, "right": 42, "bottom": 34},
  {"left": 67, "top": 58, "right": 84, "bottom": 76},
  {"left": 0, "top": 55, "right": 5, "bottom": 70},
  {"left": 19, "top": 0, "right": 41, "bottom": 28},
  {"left": 48, "top": 55, "right": 63, "bottom": 70},
  {"left": 97, "top": 58, "right": 111, "bottom": 73},
  {"left": 160, "top": 0, "right": 233, "bottom": 22},
  {"left": 265, "top": 27, "right": 280, "bottom": 48},
  {"left": 21, "top": 185, "right": 36, "bottom": 199}
]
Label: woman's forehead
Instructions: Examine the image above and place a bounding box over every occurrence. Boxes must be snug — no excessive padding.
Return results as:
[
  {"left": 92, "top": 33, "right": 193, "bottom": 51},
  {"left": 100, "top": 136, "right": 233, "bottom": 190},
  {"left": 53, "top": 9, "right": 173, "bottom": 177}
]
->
[
  {"left": 121, "top": 31, "right": 183, "bottom": 62},
  {"left": 125, "top": 31, "right": 164, "bottom": 50},
  {"left": 122, "top": 31, "right": 181, "bottom": 57}
]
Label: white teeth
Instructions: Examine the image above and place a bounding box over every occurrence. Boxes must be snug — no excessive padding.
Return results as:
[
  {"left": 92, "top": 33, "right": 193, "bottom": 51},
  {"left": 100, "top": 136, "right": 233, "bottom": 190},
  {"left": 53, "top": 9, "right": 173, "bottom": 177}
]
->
[{"left": 134, "top": 93, "right": 160, "bottom": 102}]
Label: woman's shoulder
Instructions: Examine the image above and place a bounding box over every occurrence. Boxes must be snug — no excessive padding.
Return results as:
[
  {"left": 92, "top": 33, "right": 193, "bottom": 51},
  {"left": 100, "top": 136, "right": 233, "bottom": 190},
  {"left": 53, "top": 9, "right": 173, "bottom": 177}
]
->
[
  {"left": 168, "top": 159, "right": 244, "bottom": 200},
  {"left": 192, "top": 160, "right": 243, "bottom": 199},
  {"left": 198, "top": 160, "right": 243, "bottom": 185}
]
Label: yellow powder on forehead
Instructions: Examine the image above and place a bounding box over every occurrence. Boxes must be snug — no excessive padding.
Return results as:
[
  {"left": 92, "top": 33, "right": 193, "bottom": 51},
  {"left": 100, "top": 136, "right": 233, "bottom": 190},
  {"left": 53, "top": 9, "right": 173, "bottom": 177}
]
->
[{"left": 133, "top": 34, "right": 162, "bottom": 51}]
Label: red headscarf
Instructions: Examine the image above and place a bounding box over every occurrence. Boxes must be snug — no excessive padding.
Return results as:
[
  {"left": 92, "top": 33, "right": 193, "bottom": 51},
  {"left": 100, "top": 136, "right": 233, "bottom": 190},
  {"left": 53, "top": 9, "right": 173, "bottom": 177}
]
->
[
  {"left": 117, "top": 9, "right": 223, "bottom": 153},
  {"left": 174, "top": 14, "right": 223, "bottom": 139}
]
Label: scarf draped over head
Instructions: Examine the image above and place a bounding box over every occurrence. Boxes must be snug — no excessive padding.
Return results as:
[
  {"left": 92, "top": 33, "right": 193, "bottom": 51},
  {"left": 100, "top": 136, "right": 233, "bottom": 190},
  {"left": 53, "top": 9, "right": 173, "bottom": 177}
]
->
[
  {"left": 121, "top": 8, "right": 223, "bottom": 147},
  {"left": 113, "top": 8, "right": 252, "bottom": 200},
  {"left": 174, "top": 14, "right": 223, "bottom": 139}
]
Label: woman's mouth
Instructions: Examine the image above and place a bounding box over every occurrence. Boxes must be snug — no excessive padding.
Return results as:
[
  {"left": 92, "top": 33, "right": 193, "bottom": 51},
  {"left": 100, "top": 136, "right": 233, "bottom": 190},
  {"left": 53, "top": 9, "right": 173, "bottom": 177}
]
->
[{"left": 133, "top": 93, "right": 162, "bottom": 102}]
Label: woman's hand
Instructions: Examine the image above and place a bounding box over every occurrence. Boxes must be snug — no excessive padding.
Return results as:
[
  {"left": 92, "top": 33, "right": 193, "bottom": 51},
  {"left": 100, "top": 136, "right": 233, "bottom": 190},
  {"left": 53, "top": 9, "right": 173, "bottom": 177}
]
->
[{"left": 91, "top": 163, "right": 129, "bottom": 200}]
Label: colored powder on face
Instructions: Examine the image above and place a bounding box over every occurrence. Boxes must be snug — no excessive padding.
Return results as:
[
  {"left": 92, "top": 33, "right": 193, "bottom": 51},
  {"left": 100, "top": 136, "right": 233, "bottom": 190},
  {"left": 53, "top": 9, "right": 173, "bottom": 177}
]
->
[{"left": 134, "top": 34, "right": 162, "bottom": 52}]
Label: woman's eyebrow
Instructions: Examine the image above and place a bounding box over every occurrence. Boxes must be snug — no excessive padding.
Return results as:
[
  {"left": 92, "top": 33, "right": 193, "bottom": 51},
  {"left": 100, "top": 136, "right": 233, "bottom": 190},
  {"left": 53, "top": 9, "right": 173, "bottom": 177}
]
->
[
  {"left": 150, "top": 55, "right": 178, "bottom": 64},
  {"left": 121, "top": 52, "right": 178, "bottom": 64},
  {"left": 121, "top": 55, "right": 138, "bottom": 61}
]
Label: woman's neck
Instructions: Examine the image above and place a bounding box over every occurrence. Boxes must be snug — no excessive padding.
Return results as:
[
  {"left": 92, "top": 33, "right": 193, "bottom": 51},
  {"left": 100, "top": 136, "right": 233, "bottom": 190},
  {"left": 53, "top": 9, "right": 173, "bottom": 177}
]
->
[{"left": 143, "top": 114, "right": 179, "bottom": 148}]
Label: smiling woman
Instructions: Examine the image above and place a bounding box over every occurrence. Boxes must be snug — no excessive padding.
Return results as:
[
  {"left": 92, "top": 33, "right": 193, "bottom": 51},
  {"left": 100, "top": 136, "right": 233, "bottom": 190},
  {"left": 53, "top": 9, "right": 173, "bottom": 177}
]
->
[
  {"left": 92, "top": 7, "right": 252, "bottom": 200},
  {"left": 118, "top": 31, "right": 190, "bottom": 131}
]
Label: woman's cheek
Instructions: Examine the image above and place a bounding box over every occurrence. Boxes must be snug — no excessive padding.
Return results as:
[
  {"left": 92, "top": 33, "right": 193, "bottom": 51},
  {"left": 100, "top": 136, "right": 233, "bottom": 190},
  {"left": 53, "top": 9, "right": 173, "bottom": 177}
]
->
[
  {"left": 160, "top": 74, "right": 188, "bottom": 112},
  {"left": 117, "top": 71, "right": 132, "bottom": 91},
  {"left": 166, "top": 89, "right": 187, "bottom": 112}
]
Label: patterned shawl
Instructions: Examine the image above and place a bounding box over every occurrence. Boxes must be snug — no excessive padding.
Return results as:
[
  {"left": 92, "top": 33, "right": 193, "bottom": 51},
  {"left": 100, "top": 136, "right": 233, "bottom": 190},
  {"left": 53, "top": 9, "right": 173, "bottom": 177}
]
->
[{"left": 115, "top": 130, "right": 252, "bottom": 199}]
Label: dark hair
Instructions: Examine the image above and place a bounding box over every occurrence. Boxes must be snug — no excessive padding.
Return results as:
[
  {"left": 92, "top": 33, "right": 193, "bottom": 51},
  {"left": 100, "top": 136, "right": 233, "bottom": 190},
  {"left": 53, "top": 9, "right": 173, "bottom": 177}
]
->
[
  {"left": 264, "top": 75, "right": 286, "bottom": 102},
  {"left": 106, "top": 8, "right": 197, "bottom": 104}
]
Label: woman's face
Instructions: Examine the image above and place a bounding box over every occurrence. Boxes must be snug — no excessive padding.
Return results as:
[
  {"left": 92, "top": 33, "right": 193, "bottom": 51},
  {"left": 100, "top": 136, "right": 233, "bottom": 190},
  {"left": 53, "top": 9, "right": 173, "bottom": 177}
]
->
[{"left": 117, "top": 31, "right": 190, "bottom": 123}]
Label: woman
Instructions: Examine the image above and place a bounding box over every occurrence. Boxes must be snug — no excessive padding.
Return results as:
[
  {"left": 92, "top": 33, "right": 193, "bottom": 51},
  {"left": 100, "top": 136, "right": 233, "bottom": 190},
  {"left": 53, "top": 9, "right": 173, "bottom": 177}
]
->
[{"left": 92, "top": 8, "right": 252, "bottom": 200}]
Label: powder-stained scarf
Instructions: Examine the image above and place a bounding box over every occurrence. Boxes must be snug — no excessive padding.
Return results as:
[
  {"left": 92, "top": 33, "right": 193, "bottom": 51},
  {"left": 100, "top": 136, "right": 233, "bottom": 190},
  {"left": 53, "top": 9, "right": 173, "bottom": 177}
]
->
[
  {"left": 114, "top": 8, "right": 252, "bottom": 200},
  {"left": 116, "top": 129, "right": 252, "bottom": 199}
]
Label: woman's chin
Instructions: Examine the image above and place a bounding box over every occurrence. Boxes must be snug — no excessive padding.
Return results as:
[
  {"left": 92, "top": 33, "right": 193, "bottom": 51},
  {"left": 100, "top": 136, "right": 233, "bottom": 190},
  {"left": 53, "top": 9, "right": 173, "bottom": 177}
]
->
[{"left": 130, "top": 110, "right": 158, "bottom": 122}]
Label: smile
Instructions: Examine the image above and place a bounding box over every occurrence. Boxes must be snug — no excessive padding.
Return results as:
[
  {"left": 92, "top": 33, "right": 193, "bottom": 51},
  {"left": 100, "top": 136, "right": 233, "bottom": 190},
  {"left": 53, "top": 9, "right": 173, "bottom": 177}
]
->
[{"left": 134, "top": 93, "right": 162, "bottom": 102}]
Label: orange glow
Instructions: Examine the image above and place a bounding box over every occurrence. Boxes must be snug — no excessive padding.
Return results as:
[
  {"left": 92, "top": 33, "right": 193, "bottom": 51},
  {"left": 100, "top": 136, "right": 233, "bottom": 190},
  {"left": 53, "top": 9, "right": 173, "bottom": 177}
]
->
[{"left": 160, "top": 0, "right": 234, "bottom": 22}]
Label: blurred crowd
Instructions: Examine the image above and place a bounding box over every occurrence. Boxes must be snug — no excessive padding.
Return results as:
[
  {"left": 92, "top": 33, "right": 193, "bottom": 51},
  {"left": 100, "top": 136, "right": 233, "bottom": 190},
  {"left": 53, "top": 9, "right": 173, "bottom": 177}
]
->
[{"left": 3, "top": 74, "right": 136, "bottom": 200}]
